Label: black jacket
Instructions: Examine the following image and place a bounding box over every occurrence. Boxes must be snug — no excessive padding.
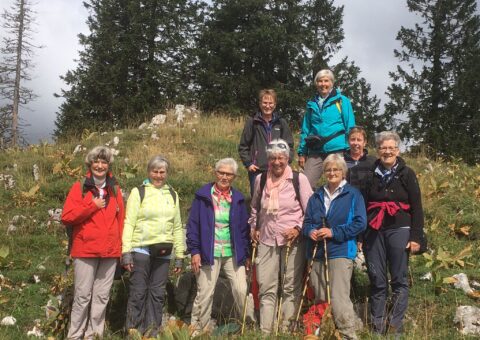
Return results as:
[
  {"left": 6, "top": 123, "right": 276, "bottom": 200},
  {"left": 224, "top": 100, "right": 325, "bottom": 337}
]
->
[
  {"left": 344, "top": 149, "right": 376, "bottom": 200},
  {"left": 238, "top": 112, "right": 294, "bottom": 171},
  {"left": 365, "top": 157, "right": 424, "bottom": 244}
]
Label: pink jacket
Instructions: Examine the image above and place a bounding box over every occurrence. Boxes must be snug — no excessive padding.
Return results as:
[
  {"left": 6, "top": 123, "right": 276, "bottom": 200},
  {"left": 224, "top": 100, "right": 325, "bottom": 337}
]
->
[{"left": 249, "top": 171, "right": 313, "bottom": 246}]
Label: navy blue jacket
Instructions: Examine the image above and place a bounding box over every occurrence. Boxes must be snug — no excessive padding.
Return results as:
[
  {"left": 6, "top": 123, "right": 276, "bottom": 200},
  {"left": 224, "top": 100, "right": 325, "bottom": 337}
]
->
[
  {"left": 303, "top": 183, "right": 366, "bottom": 260},
  {"left": 186, "top": 183, "right": 250, "bottom": 266}
]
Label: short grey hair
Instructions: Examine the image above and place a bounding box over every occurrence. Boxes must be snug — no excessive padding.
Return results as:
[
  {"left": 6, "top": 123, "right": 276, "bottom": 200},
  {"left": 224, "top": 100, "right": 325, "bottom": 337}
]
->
[
  {"left": 215, "top": 158, "right": 238, "bottom": 175},
  {"left": 323, "top": 153, "right": 348, "bottom": 178},
  {"left": 375, "top": 131, "right": 401, "bottom": 149},
  {"left": 266, "top": 139, "right": 290, "bottom": 160},
  {"left": 147, "top": 155, "right": 169, "bottom": 172},
  {"left": 314, "top": 69, "right": 335, "bottom": 83},
  {"left": 85, "top": 146, "right": 113, "bottom": 167}
]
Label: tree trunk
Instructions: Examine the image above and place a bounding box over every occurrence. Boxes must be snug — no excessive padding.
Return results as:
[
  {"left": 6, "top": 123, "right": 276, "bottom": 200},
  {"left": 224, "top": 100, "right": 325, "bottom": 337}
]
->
[{"left": 12, "top": 0, "right": 25, "bottom": 147}]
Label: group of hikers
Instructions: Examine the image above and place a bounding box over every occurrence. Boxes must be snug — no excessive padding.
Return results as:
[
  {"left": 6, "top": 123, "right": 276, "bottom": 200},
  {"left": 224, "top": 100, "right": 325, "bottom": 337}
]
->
[{"left": 61, "top": 69, "right": 426, "bottom": 340}]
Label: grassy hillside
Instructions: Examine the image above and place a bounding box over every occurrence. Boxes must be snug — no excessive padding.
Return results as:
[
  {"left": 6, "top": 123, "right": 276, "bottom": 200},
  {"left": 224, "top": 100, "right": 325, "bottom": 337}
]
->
[{"left": 0, "top": 115, "right": 479, "bottom": 339}]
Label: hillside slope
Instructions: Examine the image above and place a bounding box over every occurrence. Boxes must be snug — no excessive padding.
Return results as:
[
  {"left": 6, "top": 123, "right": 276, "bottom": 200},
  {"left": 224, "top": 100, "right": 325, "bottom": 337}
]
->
[{"left": 0, "top": 115, "right": 479, "bottom": 339}]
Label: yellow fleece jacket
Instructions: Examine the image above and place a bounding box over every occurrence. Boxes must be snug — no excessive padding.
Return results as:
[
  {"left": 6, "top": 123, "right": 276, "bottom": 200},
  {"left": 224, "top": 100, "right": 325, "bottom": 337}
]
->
[{"left": 122, "top": 182, "right": 185, "bottom": 258}]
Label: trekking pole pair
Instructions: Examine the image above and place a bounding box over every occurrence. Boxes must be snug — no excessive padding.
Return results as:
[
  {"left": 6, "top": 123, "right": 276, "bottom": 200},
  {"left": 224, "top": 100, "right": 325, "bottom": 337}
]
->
[{"left": 292, "top": 217, "right": 330, "bottom": 333}]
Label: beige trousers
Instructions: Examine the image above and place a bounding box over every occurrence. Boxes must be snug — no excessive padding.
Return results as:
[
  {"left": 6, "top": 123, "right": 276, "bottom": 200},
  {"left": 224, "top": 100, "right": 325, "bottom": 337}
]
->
[
  {"left": 67, "top": 257, "right": 117, "bottom": 340},
  {"left": 311, "top": 258, "right": 361, "bottom": 340},
  {"left": 191, "top": 257, "right": 254, "bottom": 331},
  {"left": 256, "top": 240, "right": 305, "bottom": 333}
]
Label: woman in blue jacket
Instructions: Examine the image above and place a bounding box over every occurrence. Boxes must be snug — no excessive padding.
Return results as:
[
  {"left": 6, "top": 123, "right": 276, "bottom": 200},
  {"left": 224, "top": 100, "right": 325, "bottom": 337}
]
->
[
  {"left": 186, "top": 158, "right": 254, "bottom": 335},
  {"left": 298, "top": 69, "right": 356, "bottom": 188},
  {"left": 303, "top": 154, "right": 366, "bottom": 340}
]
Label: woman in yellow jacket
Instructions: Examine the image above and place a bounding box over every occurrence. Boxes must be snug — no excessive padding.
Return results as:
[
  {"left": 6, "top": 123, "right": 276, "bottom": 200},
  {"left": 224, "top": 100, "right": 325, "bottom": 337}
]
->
[{"left": 121, "top": 155, "right": 185, "bottom": 337}]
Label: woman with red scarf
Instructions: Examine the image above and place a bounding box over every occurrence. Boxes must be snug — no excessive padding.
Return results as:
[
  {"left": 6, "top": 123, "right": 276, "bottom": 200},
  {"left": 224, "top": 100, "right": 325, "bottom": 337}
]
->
[
  {"left": 363, "top": 131, "right": 425, "bottom": 337},
  {"left": 61, "top": 146, "right": 124, "bottom": 340}
]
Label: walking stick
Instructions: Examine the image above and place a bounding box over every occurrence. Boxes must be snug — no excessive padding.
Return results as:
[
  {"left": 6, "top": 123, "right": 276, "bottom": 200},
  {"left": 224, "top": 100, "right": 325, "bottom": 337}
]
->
[
  {"left": 324, "top": 238, "right": 331, "bottom": 304},
  {"left": 291, "top": 217, "right": 327, "bottom": 333},
  {"left": 291, "top": 241, "right": 318, "bottom": 333},
  {"left": 241, "top": 242, "right": 257, "bottom": 335},
  {"left": 275, "top": 240, "right": 292, "bottom": 336}
]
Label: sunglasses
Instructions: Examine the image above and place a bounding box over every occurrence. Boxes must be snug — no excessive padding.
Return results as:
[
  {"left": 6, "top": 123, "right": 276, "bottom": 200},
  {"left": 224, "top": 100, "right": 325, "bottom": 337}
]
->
[{"left": 266, "top": 142, "right": 288, "bottom": 150}]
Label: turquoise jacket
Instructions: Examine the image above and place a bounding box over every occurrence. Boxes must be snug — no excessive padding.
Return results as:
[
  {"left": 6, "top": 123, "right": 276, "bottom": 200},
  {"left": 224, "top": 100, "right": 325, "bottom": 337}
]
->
[{"left": 297, "top": 89, "right": 355, "bottom": 156}]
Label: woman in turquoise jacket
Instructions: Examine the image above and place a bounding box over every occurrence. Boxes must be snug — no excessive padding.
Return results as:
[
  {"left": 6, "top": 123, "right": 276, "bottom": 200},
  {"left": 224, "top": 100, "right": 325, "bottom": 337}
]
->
[
  {"left": 121, "top": 155, "right": 185, "bottom": 337},
  {"left": 298, "top": 69, "right": 356, "bottom": 188}
]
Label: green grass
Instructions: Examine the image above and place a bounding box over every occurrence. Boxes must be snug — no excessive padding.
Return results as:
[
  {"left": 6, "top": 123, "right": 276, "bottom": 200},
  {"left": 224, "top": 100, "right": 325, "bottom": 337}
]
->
[{"left": 0, "top": 115, "right": 479, "bottom": 339}]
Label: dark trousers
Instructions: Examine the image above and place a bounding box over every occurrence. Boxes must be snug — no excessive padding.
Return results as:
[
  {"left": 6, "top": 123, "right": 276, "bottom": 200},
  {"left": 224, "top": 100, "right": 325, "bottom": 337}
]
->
[
  {"left": 126, "top": 253, "right": 170, "bottom": 336},
  {"left": 364, "top": 227, "right": 410, "bottom": 334},
  {"left": 248, "top": 170, "right": 262, "bottom": 197}
]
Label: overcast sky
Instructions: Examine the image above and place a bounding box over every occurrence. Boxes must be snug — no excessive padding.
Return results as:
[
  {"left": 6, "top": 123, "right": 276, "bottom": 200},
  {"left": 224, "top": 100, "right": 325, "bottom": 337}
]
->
[{"left": 0, "top": 0, "right": 476, "bottom": 143}]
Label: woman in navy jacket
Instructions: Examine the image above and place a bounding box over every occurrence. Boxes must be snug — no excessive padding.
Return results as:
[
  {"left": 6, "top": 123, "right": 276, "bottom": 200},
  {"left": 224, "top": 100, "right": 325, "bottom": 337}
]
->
[
  {"left": 303, "top": 153, "right": 366, "bottom": 340},
  {"left": 186, "top": 158, "right": 254, "bottom": 334}
]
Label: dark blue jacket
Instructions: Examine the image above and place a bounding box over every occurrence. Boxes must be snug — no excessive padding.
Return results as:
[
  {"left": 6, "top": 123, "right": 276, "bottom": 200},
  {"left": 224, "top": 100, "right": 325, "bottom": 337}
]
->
[
  {"left": 303, "top": 183, "right": 366, "bottom": 260},
  {"left": 186, "top": 183, "right": 250, "bottom": 266}
]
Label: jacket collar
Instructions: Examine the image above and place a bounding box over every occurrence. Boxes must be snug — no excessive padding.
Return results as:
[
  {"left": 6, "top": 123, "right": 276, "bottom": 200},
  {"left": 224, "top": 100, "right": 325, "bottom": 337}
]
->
[
  {"left": 196, "top": 183, "right": 243, "bottom": 204},
  {"left": 344, "top": 149, "right": 370, "bottom": 162},
  {"left": 307, "top": 88, "right": 341, "bottom": 110}
]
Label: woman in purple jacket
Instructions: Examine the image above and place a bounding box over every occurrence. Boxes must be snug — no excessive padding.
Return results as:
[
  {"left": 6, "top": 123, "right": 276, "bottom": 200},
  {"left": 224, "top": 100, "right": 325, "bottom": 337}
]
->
[{"left": 186, "top": 158, "right": 255, "bottom": 335}]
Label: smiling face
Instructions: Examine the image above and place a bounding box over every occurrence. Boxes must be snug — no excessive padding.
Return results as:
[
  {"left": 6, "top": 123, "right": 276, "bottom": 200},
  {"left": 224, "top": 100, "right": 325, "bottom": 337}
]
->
[
  {"left": 215, "top": 165, "right": 236, "bottom": 191},
  {"left": 260, "top": 95, "right": 276, "bottom": 119},
  {"left": 268, "top": 153, "right": 288, "bottom": 178},
  {"left": 324, "top": 162, "right": 344, "bottom": 188},
  {"left": 378, "top": 139, "right": 400, "bottom": 169},
  {"left": 90, "top": 159, "right": 109, "bottom": 180},
  {"left": 149, "top": 167, "right": 168, "bottom": 188},
  {"left": 349, "top": 132, "right": 367, "bottom": 158},
  {"left": 316, "top": 76, "right": 334, "bottom": 98}
]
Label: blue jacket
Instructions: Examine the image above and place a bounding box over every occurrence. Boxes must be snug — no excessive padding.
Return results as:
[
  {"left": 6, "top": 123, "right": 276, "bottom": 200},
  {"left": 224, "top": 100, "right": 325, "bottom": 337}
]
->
[
  {"left": 186, "top": 183, "right": 250, "bottom": 266},
  {"left": 303, "top": 183, "right": 366, "bottom": 260},
  {"left": 298, "top": 89, "right": 355, "bottom": 156}
]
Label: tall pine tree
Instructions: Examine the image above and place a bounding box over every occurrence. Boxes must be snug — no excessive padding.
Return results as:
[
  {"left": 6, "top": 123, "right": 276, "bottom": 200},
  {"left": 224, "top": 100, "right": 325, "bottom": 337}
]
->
[
  {"left": 383, "top": 0, "right": 480, "bottom": 163},
  {"left": 54, "top": 0, "right": 202, "bottom": 138}
]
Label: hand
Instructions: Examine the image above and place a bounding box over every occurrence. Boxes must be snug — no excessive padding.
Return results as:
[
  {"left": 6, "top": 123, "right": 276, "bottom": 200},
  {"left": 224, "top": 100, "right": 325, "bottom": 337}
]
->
[
  {"left": 92, "top": 197, "right": 106, "bottom": 209},
  {"left": 251, "top": 229, "right": 260, "bottom": 243},
  {"left": 298, "top": 156, "right": 306, "bottom": 169},
  {"left": 245, "top": 258, "right": 251, "bottom": 273},
  {"left": 357, "top": 241, "right": 363, "bottom": 252},
  {"left": 407, "top": 241, "right": 420, "bottom": 254},
  {"left": 123, "top": 263, "right": 133, "bottom": 272},
  {"left": 191, "top": 254, "right": 201, "bottom": 274},
  {"left": 174, "top": 266, "right": 182, "bottom": 274},
  {"left": 282, "top": 227, "right": 299, "bottom": 242},
  {"left": 318, "top": 227, "right": 332, "bottom": 240},
  {"left": 310, "top": 229, "right": 320, "bottom": 241},
  {"left": 248, "top": 164, "right": 259, "bottom": 173}
]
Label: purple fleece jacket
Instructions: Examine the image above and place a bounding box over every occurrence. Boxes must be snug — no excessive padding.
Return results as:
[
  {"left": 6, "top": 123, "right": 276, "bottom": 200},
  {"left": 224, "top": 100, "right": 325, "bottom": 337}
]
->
[{"left": 186, "top": 183, "right": 251, "bottom": 266}]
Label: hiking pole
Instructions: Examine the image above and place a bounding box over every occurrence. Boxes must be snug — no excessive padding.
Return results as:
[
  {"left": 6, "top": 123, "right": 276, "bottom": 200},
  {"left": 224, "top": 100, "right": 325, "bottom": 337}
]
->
[
  {"left": 275, "top": 240, "right": 292, "bottom": 336},
  {"left": 241, "top": 242, "right": 257, "bottom": 335},
  {"left": 292, "top": 240, "right": 319, "bottom": 333},
  {"left": 324, "top": 237, "right": 331, "bottom": 304}
]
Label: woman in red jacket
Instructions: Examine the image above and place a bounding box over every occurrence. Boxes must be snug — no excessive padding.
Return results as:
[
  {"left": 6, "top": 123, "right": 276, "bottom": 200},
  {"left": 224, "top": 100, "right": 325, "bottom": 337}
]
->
[{"left": 61, "top": 146, "right": 125, "bottom": 340}]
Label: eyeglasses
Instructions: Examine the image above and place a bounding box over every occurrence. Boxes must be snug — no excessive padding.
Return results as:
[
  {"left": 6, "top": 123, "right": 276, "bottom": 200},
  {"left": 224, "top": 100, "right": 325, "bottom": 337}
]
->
[
  {"left": 378, "top": 146, "right": 398, "bottom": 152},
  {"left": 216, "top": 171, "right": 235, "bottom": 179},
  {"left": 266, "top": 142, "right": 288, "bottom": 150},
  {"left": 324, "top": 168, "right": 342, "bottom": 173}
]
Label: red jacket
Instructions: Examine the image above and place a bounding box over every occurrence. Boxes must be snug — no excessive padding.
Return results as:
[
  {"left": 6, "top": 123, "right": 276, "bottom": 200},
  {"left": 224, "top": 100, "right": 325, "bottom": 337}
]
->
[{"left": 61, "top": 176, "right": 125, "bottom": 258}]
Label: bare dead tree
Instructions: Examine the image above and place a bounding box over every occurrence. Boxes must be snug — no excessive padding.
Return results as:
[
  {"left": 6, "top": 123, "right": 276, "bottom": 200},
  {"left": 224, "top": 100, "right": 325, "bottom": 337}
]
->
[{"left": 0, "top": 0, "right": 40, "bottom": 148}]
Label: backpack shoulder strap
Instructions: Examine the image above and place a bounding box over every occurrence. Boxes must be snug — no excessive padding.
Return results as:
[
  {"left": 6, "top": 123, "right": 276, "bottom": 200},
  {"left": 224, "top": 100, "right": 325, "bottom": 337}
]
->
[
  {"left": 257, "top": 172, "right": 268, "bottom": 213},
  {"left": 138, "top": 185, "right": 145, "bottom": 203},
  {"left": 292, "top": 171, "right": 304, "bottom": 214},
  {"left": 168, "top": 186, "right": 177, "bottom": 206}
]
